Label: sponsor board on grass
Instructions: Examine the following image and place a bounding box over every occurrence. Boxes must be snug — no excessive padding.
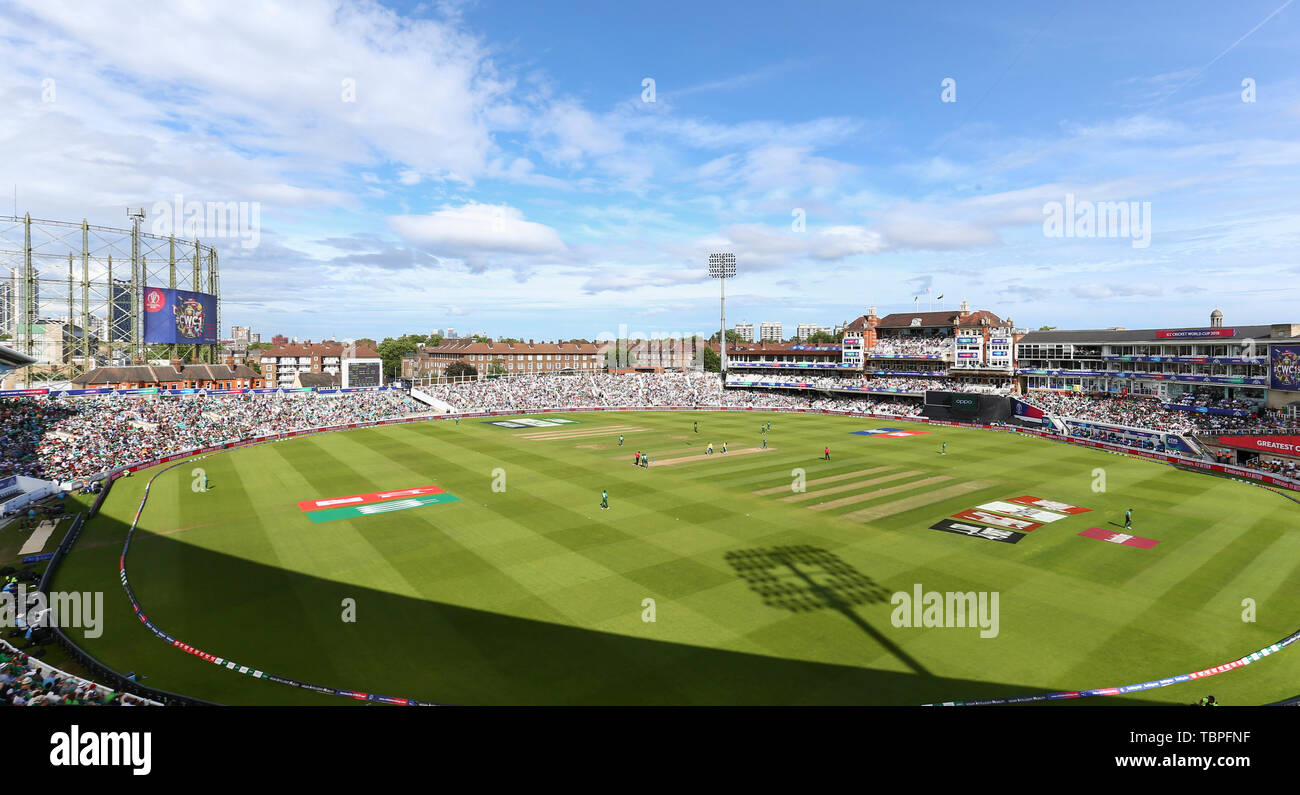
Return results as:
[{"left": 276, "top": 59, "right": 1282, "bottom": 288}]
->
[
  {"left": 485, "top": 417, "right": 580, "bottom": 428},
  {"left": 1078, "top": 527, "right": 1160, "bottom": 549},
  {"left": 929, "top": 519, "right": 1025, "bottom": 544},
  {"left": 304, "top": 492, "right": 461, "bottom": 523},
  {"left": 296, "top": 485, "right": 446, "bottom": 512},
  {"left": 850, "top": 428, "right": 930, "bottom": 438},
  {"left": 952, "top": 508, "right": 1043, "bottom": 532},
  {"left": 1005, "top": 495, "right": 1091, "bottom": 514},
  {"left": 976, "top": 500, "right": 1069, "bottom": 523}
]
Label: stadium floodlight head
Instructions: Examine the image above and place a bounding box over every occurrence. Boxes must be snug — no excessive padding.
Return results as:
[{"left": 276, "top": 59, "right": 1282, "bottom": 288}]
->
[
  {"left": 707, "top": 253, "right": 736, "bottom": 384},
  {"left": 708, "top": 252, "right": 736, "bottom": 279}
]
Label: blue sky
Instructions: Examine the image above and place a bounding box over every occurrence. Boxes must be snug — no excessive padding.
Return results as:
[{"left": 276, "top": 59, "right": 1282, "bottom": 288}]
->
[{"left": 2, "top": 0, "right": 1298, "bottom": 340}]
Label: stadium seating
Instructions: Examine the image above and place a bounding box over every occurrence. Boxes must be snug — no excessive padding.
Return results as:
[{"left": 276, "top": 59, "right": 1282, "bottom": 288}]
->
[
  {"left": 0, "top": 639, "right": 156, "bottom": 706},
  {"left": 428, "top": 372, "right": 925, "bottom": 416},
  {"left": 1, "top": 391, "right": 425, "bottom": 481},
  {"left": 1020, "top": 391, "right": 1300, "bottom": 436}
]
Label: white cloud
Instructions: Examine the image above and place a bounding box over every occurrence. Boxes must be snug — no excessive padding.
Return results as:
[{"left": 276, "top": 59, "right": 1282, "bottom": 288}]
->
[{"left": 388, "top": 202, "right": 567, "bottom": 260}]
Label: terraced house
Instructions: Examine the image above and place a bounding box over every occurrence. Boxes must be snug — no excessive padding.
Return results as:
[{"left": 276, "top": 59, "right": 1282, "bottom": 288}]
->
[{"left": 259, "top": 341, "right": 380, "bottom": 389}]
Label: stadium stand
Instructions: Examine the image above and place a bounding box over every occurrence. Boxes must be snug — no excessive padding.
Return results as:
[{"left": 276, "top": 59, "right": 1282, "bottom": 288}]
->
[
  {"left": 0, "top": 390, "right": 426, "bottom": 481},
  {"left": 0, "top": 639, "right": 158, "bottom": 706},
  {"left": 1019, "top": 391, "right": 1300, "bottom": 435},
  {"left": 427, "top": 372, "right": 924, "bottom": 416},
  {"left": 727, "top": 374, "right": 1011, "bottom": 395}
]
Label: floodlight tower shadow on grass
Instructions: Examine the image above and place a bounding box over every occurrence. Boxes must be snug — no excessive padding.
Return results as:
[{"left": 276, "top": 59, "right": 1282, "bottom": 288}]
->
[{"left": 708, "top": 252, "right": 736, "bottom": 387}]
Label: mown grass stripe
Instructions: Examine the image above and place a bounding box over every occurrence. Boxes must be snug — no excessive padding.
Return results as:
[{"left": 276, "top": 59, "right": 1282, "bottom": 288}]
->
[
  {"left": 809, "top": 475, "right": 953, "bottom": 512},
  {"left": 841, "top": 480, "right": 995, "bottom": 523},
  {"left": 753, "top": 466, "right": 893, "bottom": 496},
  {"left": 781, "top": 470, "right": 920, "bottom": 503}
]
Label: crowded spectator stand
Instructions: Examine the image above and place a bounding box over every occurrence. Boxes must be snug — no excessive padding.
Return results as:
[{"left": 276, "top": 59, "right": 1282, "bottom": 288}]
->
[{"left": 0, "top": 638, "right": 159, "bottom": 706}]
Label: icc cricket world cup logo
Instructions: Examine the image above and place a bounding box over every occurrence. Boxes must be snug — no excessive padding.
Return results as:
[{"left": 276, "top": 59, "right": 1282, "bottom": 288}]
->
[
  {"left": 174, "top": 297, "right": 206, "bottom": 340},
  {"left": 1273, "top": 348, "right": 1300, "bottom": 390}
]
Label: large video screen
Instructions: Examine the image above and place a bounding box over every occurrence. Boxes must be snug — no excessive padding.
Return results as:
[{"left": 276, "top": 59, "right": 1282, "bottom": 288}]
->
[{"left": 143, "top": 287, "right": 217, "bottom": 344}]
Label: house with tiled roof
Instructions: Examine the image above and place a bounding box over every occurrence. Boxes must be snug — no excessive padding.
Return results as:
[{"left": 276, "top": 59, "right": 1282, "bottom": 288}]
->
[
  {"left": 259, "top": 341, "right": 380, "bottom": 388},
  {"left": 71, "top": 363, "right": 262, "bottom": 390}
]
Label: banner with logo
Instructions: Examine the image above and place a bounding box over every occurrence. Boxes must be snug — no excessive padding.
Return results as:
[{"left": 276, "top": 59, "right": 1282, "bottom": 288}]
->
[
  {"left": 1270, "top": 345, "right": 1300, "bottom": 391},
  {"left": 1010, "top": 398, "right": 1045, "bottom": 420},
  {"left": 1215, "top": 435, "right": 1300, "bottom": 455},
  {"left": 142, "top": 287, "right": 218, "bottom": 344},
  {"left": 1155, "top": 328, "right": 1236, "bottom": 339}
]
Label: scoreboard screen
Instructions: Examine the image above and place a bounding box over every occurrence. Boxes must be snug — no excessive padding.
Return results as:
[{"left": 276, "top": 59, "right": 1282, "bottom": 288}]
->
[
  {"left": 345, "top": 361, "right": 381, "bottom": 388},
  {"left": 952, "top": 394, "right": 979, "bottom": 414}
]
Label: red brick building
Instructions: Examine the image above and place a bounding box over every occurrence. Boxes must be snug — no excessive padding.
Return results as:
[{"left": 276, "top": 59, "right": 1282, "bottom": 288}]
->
[
  {"left": 259, "top": 341, "right": 380, "bottom": 389},
  {"left": 404, "top": 340, "right": 603, "bottom": 379}
]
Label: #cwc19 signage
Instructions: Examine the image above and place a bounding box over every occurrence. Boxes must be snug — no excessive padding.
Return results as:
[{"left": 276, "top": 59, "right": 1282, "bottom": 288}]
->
[
  {"left": 1216, "top": 435, "right": 1300, "bottom": 455},
  {"left": 1271, "top": 345, "right": 1300, "bottom": 391},
  {"left": 143, "top": 287, "right": 218, "bottom": 344}
]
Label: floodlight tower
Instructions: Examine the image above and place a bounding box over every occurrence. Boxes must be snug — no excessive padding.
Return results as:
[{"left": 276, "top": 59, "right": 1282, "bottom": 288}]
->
[
  {"left": 127, "top": 207, "right": 146, "bottom": 363},
  {"left": 708, "top": 252, "right": 736, "bottom": 385}
]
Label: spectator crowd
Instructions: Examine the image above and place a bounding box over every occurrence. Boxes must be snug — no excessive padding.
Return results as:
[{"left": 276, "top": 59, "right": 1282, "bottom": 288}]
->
[
  {"left": 1022, "top": 391, "right": 1300, "bottom": 436},
  {"left": 11, "top": 375, "right": 1300, "bottom": 484},
  {"left": 431, "top": 372, "right": 926, "bottom": 416},
  {"left": 866, "top": 337, "right": 952, "bottom": 358},
  {"left": 726, "top": 374, "right": 1011, "bottom": 395},
  {"left": 1023, "top": 392, "right": 1199, "bottom": 433},
  {"left": 2, "top": 643, "right": 153, "bottom": 706},
  {"left": 1, "top": 391, "right": 425, "bottom": 481},
  {"left": 1241, "top": 457, "right": 1300, "bottom": 476}
]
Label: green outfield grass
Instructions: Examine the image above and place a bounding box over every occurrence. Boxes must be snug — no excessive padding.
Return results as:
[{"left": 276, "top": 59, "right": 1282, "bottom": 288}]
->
[{"left": 48, "top": 411, "right": 1300, "bottom": 705}]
